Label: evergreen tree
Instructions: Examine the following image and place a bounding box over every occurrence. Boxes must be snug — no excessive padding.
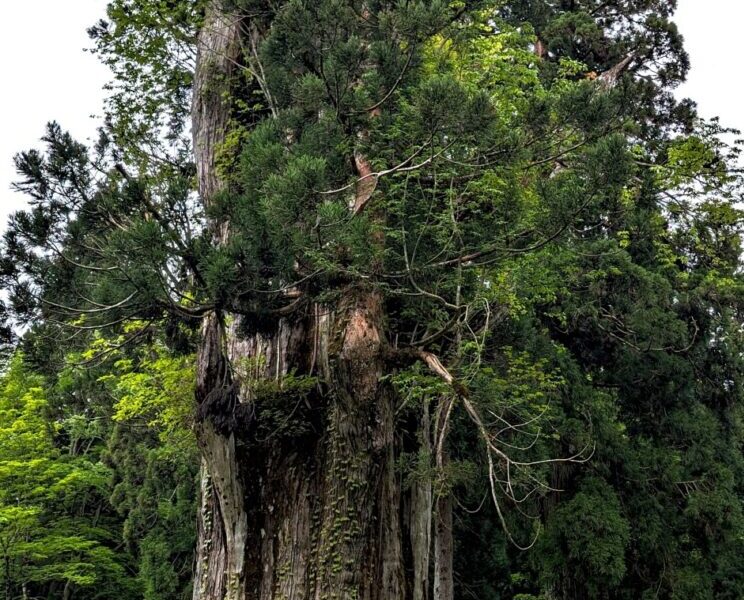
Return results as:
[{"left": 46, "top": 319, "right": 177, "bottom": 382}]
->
[{"left": 0, "top": 0, "right": 742, "bottom": 598}]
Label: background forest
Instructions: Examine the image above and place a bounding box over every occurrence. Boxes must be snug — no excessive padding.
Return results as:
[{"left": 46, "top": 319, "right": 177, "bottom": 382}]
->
[{"left": 1, "top": 0, "right": 743, "bottom": 599}]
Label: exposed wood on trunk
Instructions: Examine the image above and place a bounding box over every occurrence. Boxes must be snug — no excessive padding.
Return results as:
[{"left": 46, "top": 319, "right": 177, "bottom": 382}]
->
[
  {"left": 193, "top": 299, "right": 408, "bottom": 598},
  {"left": 194, "top": 313, "right": 248, "bottom": 600},
  {"left": 311, "top": 290, "right": 404, "bottom": 599},
  {"left": 352, "top": 152, "right": 378, "bottom": 215},
  {"left": 198, "top": 422, "right": 247, "bottom": 600},
  {"left": 597, "top": 54, "right": 634, "bottom": 89},
  {"left": 534, "top": 38, "right": 547, "bottom": 59},
  {"left": 193, "top": 458, "right": 227, "bottom": 600}
]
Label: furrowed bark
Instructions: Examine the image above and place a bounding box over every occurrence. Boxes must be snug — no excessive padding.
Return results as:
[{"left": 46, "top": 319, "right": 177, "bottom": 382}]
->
[
  {"left": 411, "top": 404, "right": 433, "bottom": 600},
  {"left": 192, "top": 3, "right": 245, "bottom": 597},
  {"left": 433, "top": 399, "right": 454, "bottom": 600},
  {"left": 192, "top": 1, "right": 241, "bottom": 209},
  {"left": 194, "top": 298, "right": 407, "bottom": 598},
  {"left": 194, "top": 314, "right": 248, "bottom": 600},
  {"left": 191, "top": 2, "right": 422, "bottom": 598},
  {"left": 433, "top": 493, "right": 454, "bottom": 600}
]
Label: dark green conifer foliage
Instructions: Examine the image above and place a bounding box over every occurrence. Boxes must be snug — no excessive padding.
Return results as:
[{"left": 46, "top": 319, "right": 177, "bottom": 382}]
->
[{"left": 0, "top": 0, "right": 743, "bottom": 598}]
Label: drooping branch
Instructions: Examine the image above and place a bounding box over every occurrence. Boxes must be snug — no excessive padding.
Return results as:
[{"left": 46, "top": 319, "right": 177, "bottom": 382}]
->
[{"left": 393, "top": 346, "right": 593, "bottom": 549}]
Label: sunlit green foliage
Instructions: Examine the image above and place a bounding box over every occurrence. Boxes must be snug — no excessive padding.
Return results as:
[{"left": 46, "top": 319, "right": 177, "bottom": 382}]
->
[
  {"left": 0, "top": 324, "right": 197, "bottom": 600},
  {"left": 0, "top": 355, "right": 132, "bottom": 599}
]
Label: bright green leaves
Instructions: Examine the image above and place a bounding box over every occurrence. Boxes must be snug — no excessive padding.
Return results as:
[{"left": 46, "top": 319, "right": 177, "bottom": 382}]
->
[
  {"left": 58, "top": 325, "right": 197, "bottom": 451},
  {"left": 658, "top": 120, "right": 741, "bottom": 197},
  {"left": 2, "top": 0, "right": 743, "bottom": 599},
  {"left": 0, "top": 357, "right": 107, "bottom": 509},
  {"left": 664, "top": 136, "right": 720, "bottom": 189},
  {"left": 0, "top": 355, "right": 130, "bottom": 599},
  {"left": 0, "top": 328, "right": 199, "bottom": 600},
  {"left": 111, "top": 349, "right": 196, "bottom": 450},
  {"left": 421, "top": 18, "right": 541, "bottom": 141}
]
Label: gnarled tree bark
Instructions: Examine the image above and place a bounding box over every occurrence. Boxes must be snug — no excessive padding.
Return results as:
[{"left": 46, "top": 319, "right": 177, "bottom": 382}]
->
[{"left": 191, "top": 3, "right": 411, "bottom": 599}]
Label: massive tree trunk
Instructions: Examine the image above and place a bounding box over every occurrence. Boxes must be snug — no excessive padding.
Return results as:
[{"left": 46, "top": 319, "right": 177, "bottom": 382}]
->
[{"left": 190, "top": 3, "right": 411, "bottom": 598}]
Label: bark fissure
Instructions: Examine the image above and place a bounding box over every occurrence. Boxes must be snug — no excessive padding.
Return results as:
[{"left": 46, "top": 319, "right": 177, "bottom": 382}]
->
[{"left": 410, "top": 403, "right": 432, "bottom": 600}]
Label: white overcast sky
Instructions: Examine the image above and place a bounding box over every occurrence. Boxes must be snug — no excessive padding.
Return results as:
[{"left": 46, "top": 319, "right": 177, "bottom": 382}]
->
[{"left": 0, "top": 0, "right": 741, "bottom": 228}]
